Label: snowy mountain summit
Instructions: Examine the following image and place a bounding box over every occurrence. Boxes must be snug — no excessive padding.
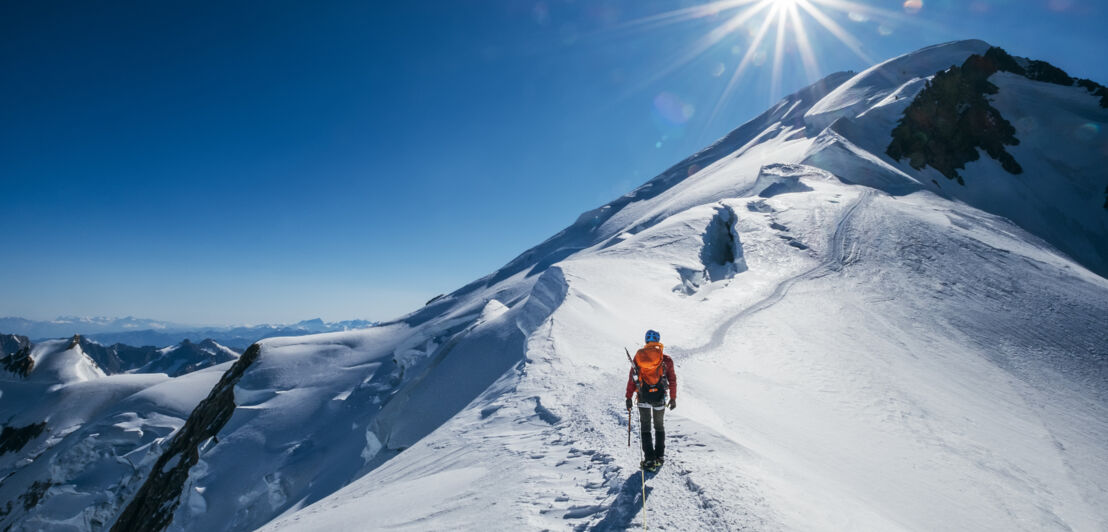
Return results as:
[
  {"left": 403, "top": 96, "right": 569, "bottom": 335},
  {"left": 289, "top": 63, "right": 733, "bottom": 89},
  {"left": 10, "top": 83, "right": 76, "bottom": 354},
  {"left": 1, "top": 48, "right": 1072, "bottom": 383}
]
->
[{"left": 4, "top": 40, "right": 1108, "bottom": 531}]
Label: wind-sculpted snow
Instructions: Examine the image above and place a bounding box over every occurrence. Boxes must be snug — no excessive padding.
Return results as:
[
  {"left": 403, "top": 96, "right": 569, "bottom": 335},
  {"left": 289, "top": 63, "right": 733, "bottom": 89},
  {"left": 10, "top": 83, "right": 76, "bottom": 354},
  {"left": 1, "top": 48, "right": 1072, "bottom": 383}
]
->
[
  {"left": 108, "top": 269, "right": 570, "bottom": 532},
  {"left": 111, "top": 344, "right": 260, "bottom": 532},
  {"left": 25, "top": 338, "right": 106, "bottom": 384},
  {"left": 811, "top": 42, "right": 1108, "bottom": 276},
  {"left": 260, "top": 40, "right": 1107, "bottom": 532},
  {"left": 408, "top": 71, "right": 856, "bottom": 324},
  {"left": 0, "top": 355, "right": 225, "bottom": 531},
  {"left": 805, "top": 39, "right": 991, "bottom": 131},
  {"left": 7, "top": 40, "right": 1108, "bottom": 531}
]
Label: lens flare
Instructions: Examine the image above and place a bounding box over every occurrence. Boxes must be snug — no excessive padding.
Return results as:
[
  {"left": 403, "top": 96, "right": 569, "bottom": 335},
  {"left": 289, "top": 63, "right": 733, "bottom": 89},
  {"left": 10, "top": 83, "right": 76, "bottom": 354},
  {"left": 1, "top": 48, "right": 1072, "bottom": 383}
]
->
[
  {"left": 654, "top": 92, "right": 695, "bottom": 124},
  {"left": 903, "top": 0, "right": 923, "bottom": 14},
  {"left": 608, "top": 0, "right": 922, "bottom": 129},
  {"left": 1075, "top": 123, "right": 1100, "bottom": 142},
  {"left": 1047, "top": 0, "right": 1073, "bottom": 11}
]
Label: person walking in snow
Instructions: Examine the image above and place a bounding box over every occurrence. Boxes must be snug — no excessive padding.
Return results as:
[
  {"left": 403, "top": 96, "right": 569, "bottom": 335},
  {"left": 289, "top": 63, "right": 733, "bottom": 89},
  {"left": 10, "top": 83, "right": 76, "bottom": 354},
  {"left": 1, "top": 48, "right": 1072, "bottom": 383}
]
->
[{"left": 625, "top": 329, "right": 676, "bottom": 470}]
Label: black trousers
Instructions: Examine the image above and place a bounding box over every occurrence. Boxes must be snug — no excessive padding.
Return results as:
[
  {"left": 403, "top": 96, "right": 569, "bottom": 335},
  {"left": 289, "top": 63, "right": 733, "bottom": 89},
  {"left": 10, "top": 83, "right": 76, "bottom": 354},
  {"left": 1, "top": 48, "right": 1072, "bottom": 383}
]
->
[{"left": 638, "top": 403, "right": 666, "bottom": 461}]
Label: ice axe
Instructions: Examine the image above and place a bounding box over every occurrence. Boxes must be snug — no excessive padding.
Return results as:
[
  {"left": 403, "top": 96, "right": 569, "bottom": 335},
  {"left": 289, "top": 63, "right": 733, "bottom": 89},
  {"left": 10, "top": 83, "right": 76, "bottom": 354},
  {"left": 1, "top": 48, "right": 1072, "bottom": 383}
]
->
[{"left": 625, "top": 347, "right": 641, "bottom": 447}]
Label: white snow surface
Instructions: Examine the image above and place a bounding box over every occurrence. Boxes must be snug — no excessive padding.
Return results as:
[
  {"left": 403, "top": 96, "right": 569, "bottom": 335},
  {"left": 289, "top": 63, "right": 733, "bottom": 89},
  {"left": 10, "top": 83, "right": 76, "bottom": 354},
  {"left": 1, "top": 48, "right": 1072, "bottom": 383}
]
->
[
  {"left": 262, "top": 178, "right": 1107, "bottom": 532},
  {"left": 4, "top": 40, "right": 1107, "bottom": 532},
  {"left": 25, "top": 339, "right": 106, "bottom": 384},
  {"left": 0, "top": 355, "right": 228, "bottom": 531},
  {"left": 254, "top": 40, "right": 1107, "bottom": 531}
]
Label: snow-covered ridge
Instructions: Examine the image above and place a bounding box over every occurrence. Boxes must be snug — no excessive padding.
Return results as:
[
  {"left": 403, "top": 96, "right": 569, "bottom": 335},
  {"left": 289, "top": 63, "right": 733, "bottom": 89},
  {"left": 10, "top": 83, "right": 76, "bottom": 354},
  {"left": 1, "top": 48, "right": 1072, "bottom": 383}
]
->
[
  {"left": 256, "top": 39, "right": 1106, "bottom": 530},
  {"left": 805, "top": 39, "right": 992, "bottom": 130},
  {"left": 4, "top": 39, "right": 1108, "bottom": 531},
  {"left": 25, "top": 338, "right": 106, "bottom": 385}
]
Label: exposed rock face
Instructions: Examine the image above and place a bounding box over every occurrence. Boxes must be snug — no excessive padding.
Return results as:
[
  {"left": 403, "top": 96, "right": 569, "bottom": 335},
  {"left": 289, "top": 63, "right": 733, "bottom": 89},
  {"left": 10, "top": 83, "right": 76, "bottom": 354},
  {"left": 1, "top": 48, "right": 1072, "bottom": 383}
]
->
[
  {"left": 134, "top": 339, "right": 239, "bottom": 377},
  {"left": 888, "top": 46, "right": 1108, "bottom": 185},
  {"left": 0, "top": 334, "right": 33, "bottom": 377},
  {"left": 0, "top": 334, "right": 29, "bottom": 357},
  {"left": 76, "top": 337, "right": 160, "bottom": 374},
  {"left": 887, "top": 47, "right": 1023, "bottom": 184},
  {"left": 110, "top": 344, "right": 261, "bottom": 532},
  {"left": 0, "top": 422, "right": 47, "bottom": 456},
  {"left": 1075, "top": 79, "right": 1108, "bottom": 107},
  {"left": 0, "top": 333, "right": 240, "bottom": 377}
]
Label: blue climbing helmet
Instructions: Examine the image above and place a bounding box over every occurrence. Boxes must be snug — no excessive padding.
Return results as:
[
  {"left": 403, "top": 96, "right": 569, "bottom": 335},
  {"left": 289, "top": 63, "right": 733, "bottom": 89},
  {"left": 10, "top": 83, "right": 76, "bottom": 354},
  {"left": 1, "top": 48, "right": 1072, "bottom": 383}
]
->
[{"left": 645, "top": 329, "right": 661, "bottom": 344}]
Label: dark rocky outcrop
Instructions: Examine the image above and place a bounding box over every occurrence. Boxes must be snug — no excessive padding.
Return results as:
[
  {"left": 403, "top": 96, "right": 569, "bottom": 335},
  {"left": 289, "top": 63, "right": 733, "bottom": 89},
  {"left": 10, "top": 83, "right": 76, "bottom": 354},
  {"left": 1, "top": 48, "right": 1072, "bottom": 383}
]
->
[
  {"left": 133, "top": 339, "right": 238, "bottom": 377},
  {"left": 77, "top": 337, "right": 161, "bottom": 374},
  {"left": 1075, "top": 79, "right": 1108, "bottom": 107},
  {"left": 886, "top": 47, "right": 1022, "bottom": 184},
  {"left": 110, "top": 343, "right": 261, "bottom": 532},
  {"left": 1, "top": 335, "right": 34, "bottom": 377},
  {"left": 17, "top": 481, "right": 53, "bottom": 511},
  {"left": 1, "top": 333, "right": 240, "bottom": 380},
  {"left": 991, "top": 48, "right": 1108, "bottom": 107},
  {"left": 888, "top": 47, "right": 1108, "bottom": 184},
  {"left": 0, "top": 334, "right": 29, "bottom": 358},
  {"left": 0, "top": 422, "right": 47, "bottom": 455}
]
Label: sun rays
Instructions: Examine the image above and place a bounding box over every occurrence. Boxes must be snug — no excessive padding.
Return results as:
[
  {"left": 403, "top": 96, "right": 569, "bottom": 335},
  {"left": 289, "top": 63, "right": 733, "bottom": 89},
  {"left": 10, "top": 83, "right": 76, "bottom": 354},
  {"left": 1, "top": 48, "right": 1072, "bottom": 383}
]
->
[{"left": 613, "top": 0, "right": 919, "bottom": 128}]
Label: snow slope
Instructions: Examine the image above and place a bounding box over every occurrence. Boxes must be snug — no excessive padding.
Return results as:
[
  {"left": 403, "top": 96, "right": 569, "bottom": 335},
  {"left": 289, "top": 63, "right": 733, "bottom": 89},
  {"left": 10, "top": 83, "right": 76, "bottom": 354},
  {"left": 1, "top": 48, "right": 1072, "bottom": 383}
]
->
[
  {"left": 265, "top": 170, "right": 1107, "bottom": 531},
  {"left": 0, "top": 337, "right": 231, "bottom": 530},
  {"left": 256, "top": 40, "right": 1107, "bottom": 531},
  {"left": 5, "top": 40, "right": 1107, "bottom": 532}
]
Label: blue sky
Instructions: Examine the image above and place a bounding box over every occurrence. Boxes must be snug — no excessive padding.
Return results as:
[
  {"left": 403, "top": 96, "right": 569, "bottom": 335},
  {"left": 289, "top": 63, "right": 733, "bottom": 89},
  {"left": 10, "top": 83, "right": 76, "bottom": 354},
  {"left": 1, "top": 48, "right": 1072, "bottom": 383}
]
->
[{"left": 2, "top": 0, "right": 1105, "bottom": 325}]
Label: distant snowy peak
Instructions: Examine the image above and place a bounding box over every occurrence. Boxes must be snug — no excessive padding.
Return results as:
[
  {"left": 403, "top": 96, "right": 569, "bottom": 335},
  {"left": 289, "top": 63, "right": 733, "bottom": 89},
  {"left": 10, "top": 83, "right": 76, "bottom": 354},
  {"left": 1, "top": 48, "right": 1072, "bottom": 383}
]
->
[
  {"left": 51, "top": 315, "right": 174, "bottom": 329},
  {"left": 0, "top": 333, "right": 33, "bottom": 377},
  {"left": 0, "top": 335, "right": 242, "bottom": 380},
  {"left": 805, "top": 39, "right": 992, "bottom": 130},
  {"left": 723, "top": 38, "right": 1108, "bottom": 277},
  {"left": 4, "top": 40, "right": 1107, "bottom": 532},
  {"left": 135, "top": 339, "right": 239, "bottom": 377},
  {"left": 24, "top": 336, "right": 106, "bottom": 384},
  {"left": 887, "top": 45, "right": 1108, "bottom": 184},
  {"left": 0, "top": 333, "right": 30, "bottom": 356},
  {"left": 290, "top": 318, "right": 377, "bottom": 333}
]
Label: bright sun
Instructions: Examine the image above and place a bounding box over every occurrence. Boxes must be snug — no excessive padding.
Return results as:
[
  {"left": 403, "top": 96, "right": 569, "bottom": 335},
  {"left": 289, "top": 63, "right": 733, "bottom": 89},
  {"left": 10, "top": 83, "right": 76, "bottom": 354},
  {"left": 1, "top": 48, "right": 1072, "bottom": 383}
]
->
[{"left": 614, "top": 0, "right": 919, "bottom": 126}]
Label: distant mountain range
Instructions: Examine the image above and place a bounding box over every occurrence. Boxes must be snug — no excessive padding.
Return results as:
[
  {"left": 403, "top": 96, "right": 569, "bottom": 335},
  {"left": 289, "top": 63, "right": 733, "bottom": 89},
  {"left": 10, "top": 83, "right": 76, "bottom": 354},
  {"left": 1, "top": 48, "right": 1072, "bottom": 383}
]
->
[
  {"left": 0, "top": 333, "right": 240, "bottom": 378},
  {"left": 3, "top": 41, "right": 1106, "bottom": 531},
  {"left": 0, "top": 317, "right": 377, "bottom": 350}
]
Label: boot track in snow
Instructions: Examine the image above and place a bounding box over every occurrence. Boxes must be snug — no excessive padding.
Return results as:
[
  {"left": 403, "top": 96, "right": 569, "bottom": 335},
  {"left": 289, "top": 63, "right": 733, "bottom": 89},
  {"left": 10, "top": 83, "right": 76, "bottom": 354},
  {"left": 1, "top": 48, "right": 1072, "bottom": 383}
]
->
[{"left": 586, "top": 187, "right": 874, "bottom": 530}]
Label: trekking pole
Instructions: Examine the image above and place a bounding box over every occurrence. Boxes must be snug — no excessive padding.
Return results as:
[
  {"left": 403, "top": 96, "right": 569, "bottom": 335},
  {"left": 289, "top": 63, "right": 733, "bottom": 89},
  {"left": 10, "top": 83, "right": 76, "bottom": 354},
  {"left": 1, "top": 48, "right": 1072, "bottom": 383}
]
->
[
  {"left": 627, "top": 406, "right": 632, "bottom": 446},
  {"left": 638, "top": 400, "right": 648, "bottom": 531},
  {"left": 626, "top": 347, "right": 648, "bottom": 531}
]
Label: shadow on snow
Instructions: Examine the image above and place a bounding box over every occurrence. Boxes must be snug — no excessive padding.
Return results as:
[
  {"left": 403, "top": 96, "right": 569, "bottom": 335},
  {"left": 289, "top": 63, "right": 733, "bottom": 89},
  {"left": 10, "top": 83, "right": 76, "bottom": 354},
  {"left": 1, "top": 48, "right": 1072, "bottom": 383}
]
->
[{"left": 585, "top": 470, "right": 656, "bottom": 531}]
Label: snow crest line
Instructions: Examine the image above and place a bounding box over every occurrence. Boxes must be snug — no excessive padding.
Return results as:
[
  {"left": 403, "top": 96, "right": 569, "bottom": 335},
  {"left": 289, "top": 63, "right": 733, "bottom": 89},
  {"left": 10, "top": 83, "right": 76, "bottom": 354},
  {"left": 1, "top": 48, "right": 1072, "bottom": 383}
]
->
[{"left": 679, "top": 188, "right": 875, "bottom": 357}]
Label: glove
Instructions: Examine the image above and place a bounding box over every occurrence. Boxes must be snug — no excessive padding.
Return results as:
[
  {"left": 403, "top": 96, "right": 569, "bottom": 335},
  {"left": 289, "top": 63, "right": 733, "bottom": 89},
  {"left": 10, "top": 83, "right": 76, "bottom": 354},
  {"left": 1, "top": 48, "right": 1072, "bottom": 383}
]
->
[
  {"left": 626, "top": 398, "right": 633, "bottom": 410},
  {"left": 668, "top": 398, "right": 676, "bottom": 410}
]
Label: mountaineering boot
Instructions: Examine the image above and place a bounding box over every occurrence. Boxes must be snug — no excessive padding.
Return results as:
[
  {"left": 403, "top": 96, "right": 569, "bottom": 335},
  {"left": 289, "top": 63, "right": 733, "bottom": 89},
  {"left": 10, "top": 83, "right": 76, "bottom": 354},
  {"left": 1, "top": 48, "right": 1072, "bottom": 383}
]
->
[
  {"left": 641, "top": 459, "right": 654, "bottom": 470},
  {"left": 654, "top": 457, "right": 664, "bottom": 468}
]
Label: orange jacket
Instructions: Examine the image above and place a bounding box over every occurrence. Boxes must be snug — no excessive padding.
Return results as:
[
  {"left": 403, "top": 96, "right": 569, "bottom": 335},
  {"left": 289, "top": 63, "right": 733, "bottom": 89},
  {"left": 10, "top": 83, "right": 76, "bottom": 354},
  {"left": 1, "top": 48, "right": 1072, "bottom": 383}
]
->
[{"left": 625, "top": 342, "right": 676, "bottom": 400}]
